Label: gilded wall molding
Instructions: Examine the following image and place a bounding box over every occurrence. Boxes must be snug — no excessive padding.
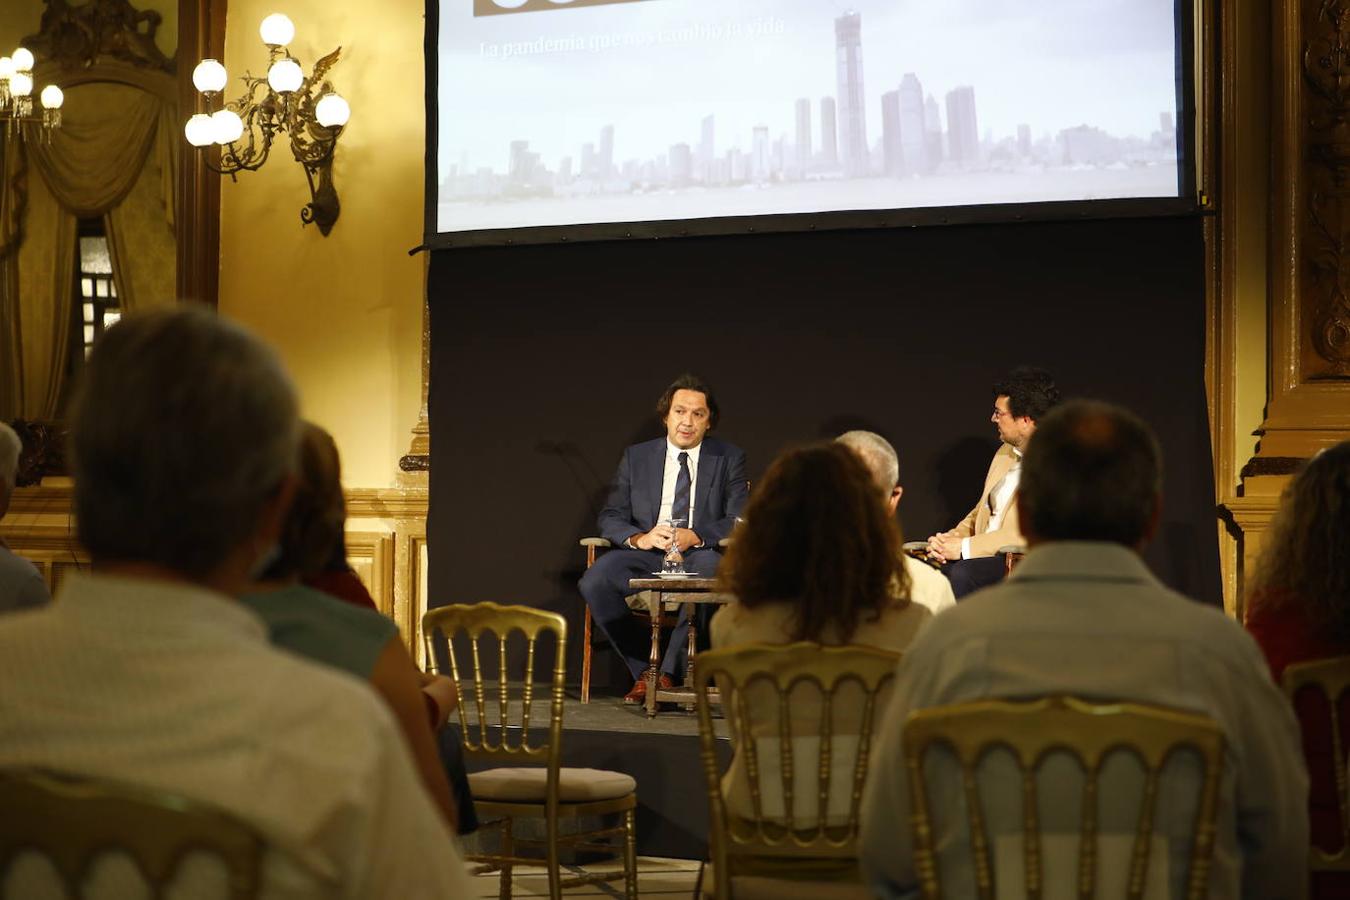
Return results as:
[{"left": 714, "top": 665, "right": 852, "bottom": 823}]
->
[
  {"left": 2, "top": 481, "right": 431, "bottom": 658},
  {"left": 1303, "top": 0, "right": 1350, "bottom": 376}
]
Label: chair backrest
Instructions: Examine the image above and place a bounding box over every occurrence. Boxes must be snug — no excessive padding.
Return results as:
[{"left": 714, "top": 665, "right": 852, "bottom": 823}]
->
[
  {"left": 0, "top": 768, "right": 261, "bottom": 900},
  {"left": 693, "top": 642, "right": 901, "bottom": 891},
  {"left": 902, "top": 696, "right": 1226, "bottom": 900},
  {"left": 1282, "top": 654, "right": 1350, "bottom": 872},
  {"left": 422, "top": 602, "right": 567, "bottom": 774}
]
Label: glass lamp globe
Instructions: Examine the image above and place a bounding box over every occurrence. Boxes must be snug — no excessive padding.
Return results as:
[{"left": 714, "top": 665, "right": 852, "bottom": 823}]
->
[
  {"left": 40, "top": 84, "right": 63, "bottom": 109},
  {"left": 314, "top": 93, "right": 350, "bottom": 128},
  {"left": 11, "top": 47, "right": 34, "bottom": 72},
  {"left": 259, "top": 14, "right": 296, "bottom": 47},
  {"left": 0, "top": 58, "right": 13, "bottom": 80},
  {"left": 184, "top": 114, "right": 215, "bottom": 147},
  {"left": 210, "top": 109, "right": 244, "bottom": 144},
  {"left": 9, "top": 72, "right": 33, "bottom": 98},
  {"left": 192, "top": 59, "right": 227, "bottom": 94},
  {"left": 267, "top": 59, "right": 303, "bottom": 94}
]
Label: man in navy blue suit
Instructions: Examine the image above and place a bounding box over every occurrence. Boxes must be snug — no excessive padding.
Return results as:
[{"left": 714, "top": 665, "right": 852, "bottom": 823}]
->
[{"left": 580, "top": 374, "right": 749, "bottom": 703}]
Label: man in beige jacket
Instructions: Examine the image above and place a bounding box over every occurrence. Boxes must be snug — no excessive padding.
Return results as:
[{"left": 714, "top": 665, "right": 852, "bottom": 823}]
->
[{"left": 926, "top": 366, "right": 1060, "bottom": 598}]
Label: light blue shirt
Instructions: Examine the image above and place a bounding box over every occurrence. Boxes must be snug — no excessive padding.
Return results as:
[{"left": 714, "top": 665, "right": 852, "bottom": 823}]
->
[{"left": 860, "top": 542, "right": 1308, "bottom": 899}]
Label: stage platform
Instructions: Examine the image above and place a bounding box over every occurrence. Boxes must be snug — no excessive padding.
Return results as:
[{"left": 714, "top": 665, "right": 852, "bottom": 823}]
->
[{"left": 462, "top": 692, "right": 731, "bottom": 861}]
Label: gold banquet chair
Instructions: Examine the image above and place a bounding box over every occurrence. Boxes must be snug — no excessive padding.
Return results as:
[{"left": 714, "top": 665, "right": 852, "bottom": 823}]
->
[
  {"left": 692, "top": 642, "right": 902, "bottom": 900},
  {"left": 0, "top": 768, "right": 261, "bottom": 900},
  {"left": 1281, "top": 654, "right": 1350, "bottom": 873},
  {"left": 422, "top": 602, "right": 638, "bottom": 900},
  {"left": 902, "top": 696, "right": 1226, "bottom": 899}
]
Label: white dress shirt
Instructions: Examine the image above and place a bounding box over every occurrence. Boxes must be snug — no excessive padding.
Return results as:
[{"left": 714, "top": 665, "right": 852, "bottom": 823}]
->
[
  {"left": 657, "top": 439, "right": 701, "bottom": 529},
  {"left": 0, "top": 573, "right": 472, "bottom": 899},
  {"left": 961, "top": 447, "right": 1021, "bottom": 559},
  {"left": 860, "top": 542, "right": 1308, "bottom": 900}
]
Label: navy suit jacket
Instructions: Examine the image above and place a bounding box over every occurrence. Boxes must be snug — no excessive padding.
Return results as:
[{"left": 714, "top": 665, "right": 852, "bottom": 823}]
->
[{"left": 597, "top": 436, "right": 748, "bottom": 548}]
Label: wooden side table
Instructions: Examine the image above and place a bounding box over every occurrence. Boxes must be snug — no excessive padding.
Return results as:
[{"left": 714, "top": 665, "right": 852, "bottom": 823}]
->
[{"left": 627, "top": 577, "right": 733, "bottom": 718}]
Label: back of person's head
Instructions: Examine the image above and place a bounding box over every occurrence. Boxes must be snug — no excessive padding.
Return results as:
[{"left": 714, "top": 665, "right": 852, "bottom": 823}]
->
[
  {"left": 0, "top": 422, "right": 21, "bottom": 506},
  {"left": 720, "top": 442, "right": 907, "bottom": 643},
  {"left": 1249, "top": 442, "right": 1350, "bottom": 637},
  {"left": 263, "top": 422, "right": 346, "bottom": 581},
  {"left": 993, "top": 366, "right": 1061, "bottom": 421},
  {"left": 835, "top": 430, "right": 898, "bottom": 497},
  {"left": 70, "top": 306, "right": 300, "bottom": 579},
  {"left": 1020, "top": 399, "right": 1161, "bottom": 547}
]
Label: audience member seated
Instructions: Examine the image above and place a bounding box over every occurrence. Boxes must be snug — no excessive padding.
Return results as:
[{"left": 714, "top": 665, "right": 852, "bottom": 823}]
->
[
  {"left": 0, "top": 422, "right": 49, "bottom": 613},
  {"left": 245, "top": 420, "right": 473, "bottom": 833},
  {"left": 1244, "top": 440, "right": 1350, "bottom": 899},
  {"left": 712, "top": 442, "right": 929, "bottom": 824},
  {"left": 861, "top": 399, "right": 1308, "bottom": 899},
  {"left": 836, "top": 430, "right": 955, "bottom": 615},
  {"left": 0, "top": 307, "right": 471, "bottom": 897},
  {"left": 925, "top": 366, "right": 1060, "bottom": 599}
]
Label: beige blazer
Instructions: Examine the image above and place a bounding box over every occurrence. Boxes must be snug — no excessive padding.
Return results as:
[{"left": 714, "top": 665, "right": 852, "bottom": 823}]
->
[{"left": 949, "top": 443, "right": 1024, "bottom": 558}]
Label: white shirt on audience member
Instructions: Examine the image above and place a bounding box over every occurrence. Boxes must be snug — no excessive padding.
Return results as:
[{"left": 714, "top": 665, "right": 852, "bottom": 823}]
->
[
  {"left": 901, "top": 555, "right": 956, "bottom": 614},
  {"left": 0, "top": 572, "right": 472, "bottom": 900}
]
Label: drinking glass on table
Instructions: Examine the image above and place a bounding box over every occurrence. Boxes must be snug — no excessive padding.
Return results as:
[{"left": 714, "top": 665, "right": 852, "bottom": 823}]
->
[{"left": 660, "top": 517, "right": 687, "bottom": 574}]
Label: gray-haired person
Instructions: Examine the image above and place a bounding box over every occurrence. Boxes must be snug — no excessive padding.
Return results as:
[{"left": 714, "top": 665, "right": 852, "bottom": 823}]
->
[
  {"left": 0, "top": 422, "right": 50, "bottom": 612},
  {"left": 835, "top": 430, "right": 954, "bottom": 614},
  {"left": 0, "top": 307, "right": 472, "bottom": 898},
  {"left": 860, "top": 399, "right": 1308, "bottom": 899}
]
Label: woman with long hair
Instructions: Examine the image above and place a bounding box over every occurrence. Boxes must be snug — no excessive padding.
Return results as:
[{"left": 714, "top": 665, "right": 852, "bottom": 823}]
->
[
  {"left": 709, "top": 442, "right": 931, "bottom": 826},
  {"left": 1245, "top": 441, "right": 1350, "bottom": 900},
  {"left": 712, "top": 441, "right": 928, "bottom": 652}
]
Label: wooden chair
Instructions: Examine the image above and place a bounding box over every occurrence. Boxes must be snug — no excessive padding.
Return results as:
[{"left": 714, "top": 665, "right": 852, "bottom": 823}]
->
[
  {"left": 577, "top": 537, "right": 693, "bottom": 704},
  {"left": 0, "top": 768, "right": 261, "bottom": 899},
  {"left": 995, "top": 543, "right": 1027, "bottom": 575},
  {"left": 1281, "top": 655, "right": 1350, "bottom": 873},
  {"left": 692, "top": 641, "right": 902, "bottom": 900},
  {"left": 902, "top": 696, "right": 1226, "bottom": 899},
  {"left": 422, "top": 602, "right": 638, "bottom": 900}
]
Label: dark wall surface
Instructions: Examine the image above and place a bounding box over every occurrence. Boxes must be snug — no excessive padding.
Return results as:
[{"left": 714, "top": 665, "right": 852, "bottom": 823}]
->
[{"left": 428, "top": 215, "right": 1219, "bottom": 688}]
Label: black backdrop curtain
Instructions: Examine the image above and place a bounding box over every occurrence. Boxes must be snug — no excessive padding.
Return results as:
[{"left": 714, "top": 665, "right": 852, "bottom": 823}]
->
[{"left": 428, "top": 215, "right": 1220, "bottom": 689}]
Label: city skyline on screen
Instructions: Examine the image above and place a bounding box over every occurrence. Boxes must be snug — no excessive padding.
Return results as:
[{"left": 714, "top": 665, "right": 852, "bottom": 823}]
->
[{"left": 434, "top": 0, "right": 1184, "bottom": 235}]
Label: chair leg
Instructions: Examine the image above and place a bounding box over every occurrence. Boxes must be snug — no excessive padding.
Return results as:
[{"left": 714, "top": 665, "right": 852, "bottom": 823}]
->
[
  {"left": 582, "top": 604, "right": 593, "bottom": 704},
  {"left": 498, "top": 817, "right": 514, "bottom": 900},
  {"left": 545, "top": 806, "right": 563, "bottom": 900},
  {"left": 623, "top": 806, "right": 639, "bottom": 900}
]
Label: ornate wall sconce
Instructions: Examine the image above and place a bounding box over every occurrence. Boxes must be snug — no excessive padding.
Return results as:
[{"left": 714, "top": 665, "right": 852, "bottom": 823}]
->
[
  {"left": 0, "top": 46, "right": 64, "bottom": 142},
  {"left": 185, "top": 14, "right": 350, "bottom": 235}
]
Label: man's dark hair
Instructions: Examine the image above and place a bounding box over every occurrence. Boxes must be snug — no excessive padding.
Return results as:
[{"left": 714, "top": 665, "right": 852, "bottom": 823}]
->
[
  {"left": 993, "top": 366, "right": 1061, "bottom": 421},
  {"left": 656, "top": 373, "right": 719, "bottom": 430},
  {"left": 1020, "top": 399, "right": 1162, "bottom": 547}
]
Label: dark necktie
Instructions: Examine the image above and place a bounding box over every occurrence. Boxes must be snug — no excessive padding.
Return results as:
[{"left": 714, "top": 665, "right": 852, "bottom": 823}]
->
[{"left": 672, "top": 452, "right": 691, "bottom": 525}]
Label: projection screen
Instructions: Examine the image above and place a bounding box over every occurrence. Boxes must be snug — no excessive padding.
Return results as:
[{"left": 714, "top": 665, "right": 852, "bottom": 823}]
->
[{"left": 427, "top": 0, "right": 1194, "bottom": 246}]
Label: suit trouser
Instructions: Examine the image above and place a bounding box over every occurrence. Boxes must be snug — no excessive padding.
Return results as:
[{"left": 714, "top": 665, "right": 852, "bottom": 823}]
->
[
  {"left": 943, "top": 555, "right": 1007, "bottom": 600},
  {"left": 579, "top": 547, "right": 722, "bottom": 681}
]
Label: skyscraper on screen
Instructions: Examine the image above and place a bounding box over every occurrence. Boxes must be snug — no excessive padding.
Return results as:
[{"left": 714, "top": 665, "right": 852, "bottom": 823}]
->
[
  {"left": 834, "top": 11, "right": 868, "bottom": 177},
  {"left": 821, "top": 96, "right": 838, "bottom": 166},
  {"left": 899, "top": 73, "right": 927, "bottom": 174},
  {"left": 945, "top": 86, "right": 978, "bottom": 166},
  {"left": 881, "top": 90, "right": 903, "bottom": 176},
  {"left": 795, "top": 98, "right": 812, "bottom": 168}
]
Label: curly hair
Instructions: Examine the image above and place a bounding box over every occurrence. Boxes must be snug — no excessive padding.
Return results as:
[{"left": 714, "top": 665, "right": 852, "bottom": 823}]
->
[
  {"left": 994, "top": 366, "right": 1061, "bottom": 422},
  {"left": 718, "top": 442, "right": 909, "bottom": 643},
  {"left": 1248, "top": 442, "right": 1350, "bottom": 640}
]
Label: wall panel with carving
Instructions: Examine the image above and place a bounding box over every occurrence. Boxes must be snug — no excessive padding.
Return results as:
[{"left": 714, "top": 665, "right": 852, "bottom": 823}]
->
[{"left": 0, "top": 483, "right": 431, "bottom": 660}]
